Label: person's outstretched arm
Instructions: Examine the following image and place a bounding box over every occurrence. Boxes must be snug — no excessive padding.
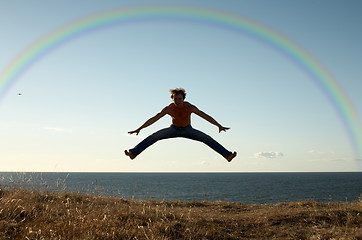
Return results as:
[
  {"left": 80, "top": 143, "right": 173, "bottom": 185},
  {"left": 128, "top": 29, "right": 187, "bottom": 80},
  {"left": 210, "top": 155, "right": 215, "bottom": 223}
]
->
[
  {"left": 190, "top": 104, "right": 230, "bottom": 133},
  {"left": 128, "top": 106, "right": 168, "bottom": 135}
]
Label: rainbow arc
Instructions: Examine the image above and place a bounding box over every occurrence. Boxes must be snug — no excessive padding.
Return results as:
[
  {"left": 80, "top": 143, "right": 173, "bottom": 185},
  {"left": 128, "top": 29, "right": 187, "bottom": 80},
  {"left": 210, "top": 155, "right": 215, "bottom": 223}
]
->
[{"left": 0, "top": 5, "right": 360, "bottom": 169}]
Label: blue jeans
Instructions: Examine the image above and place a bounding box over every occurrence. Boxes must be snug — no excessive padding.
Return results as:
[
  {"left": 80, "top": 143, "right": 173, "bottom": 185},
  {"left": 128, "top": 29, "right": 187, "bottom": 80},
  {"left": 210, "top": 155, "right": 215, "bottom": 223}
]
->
[{"left": 129, "top": 125, "right": 231, "bottom": 159}]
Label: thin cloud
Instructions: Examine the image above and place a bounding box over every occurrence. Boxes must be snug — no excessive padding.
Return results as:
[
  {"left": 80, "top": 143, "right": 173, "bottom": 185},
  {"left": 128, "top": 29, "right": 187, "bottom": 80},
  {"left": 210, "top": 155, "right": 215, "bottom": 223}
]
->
[
  {"left": 193, "top": 160, "right": 212, "bottom": 166},
  {"left": 308, "top": 150, "right": 336, "bottom": 155},
  {"left": 44, "top": 127, "right": 72, "bottom": 133},
  {"left": 307, "top": 157, "right": 357, "bottom": 163},
  {"left": 254, "top": 152, "right": 284, "bottom": 159},
  {"left": 199, "top": 161, "right": 211, "bottom": 165}
]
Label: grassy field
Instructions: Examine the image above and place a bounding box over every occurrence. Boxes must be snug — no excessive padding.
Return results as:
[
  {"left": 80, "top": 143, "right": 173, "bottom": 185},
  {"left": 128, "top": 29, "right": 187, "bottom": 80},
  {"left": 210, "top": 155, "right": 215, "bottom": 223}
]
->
[{"left": 0, "top": 187, "right": 361, "bottom": 239}]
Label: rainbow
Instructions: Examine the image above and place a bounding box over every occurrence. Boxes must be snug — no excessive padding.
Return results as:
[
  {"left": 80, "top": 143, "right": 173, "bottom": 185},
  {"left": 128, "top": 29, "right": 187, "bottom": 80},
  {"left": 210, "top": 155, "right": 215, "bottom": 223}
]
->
[{"left": 1, "top": 5, "right": 361, "bottom": 169}]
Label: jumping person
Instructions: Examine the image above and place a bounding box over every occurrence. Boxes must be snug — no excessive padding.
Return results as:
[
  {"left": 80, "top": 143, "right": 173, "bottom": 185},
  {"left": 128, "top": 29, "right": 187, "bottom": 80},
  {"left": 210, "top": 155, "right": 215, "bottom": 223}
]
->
[{"left": 125, "top": 88, "right": 237, "bottom": 162}]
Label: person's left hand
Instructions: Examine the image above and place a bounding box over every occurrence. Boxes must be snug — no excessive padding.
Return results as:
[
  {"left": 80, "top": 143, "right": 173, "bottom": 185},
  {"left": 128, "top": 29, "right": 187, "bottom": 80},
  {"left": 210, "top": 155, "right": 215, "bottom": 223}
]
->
[{"left": 218, "top": 126, "right": 230, "bottom": 133}]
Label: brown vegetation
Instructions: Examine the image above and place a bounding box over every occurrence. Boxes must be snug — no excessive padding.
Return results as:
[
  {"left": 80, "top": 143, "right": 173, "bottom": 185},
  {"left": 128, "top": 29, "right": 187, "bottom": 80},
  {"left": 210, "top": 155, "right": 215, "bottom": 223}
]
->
[{"left": 0, "top": 187, "right": 361, "bottom": 239}]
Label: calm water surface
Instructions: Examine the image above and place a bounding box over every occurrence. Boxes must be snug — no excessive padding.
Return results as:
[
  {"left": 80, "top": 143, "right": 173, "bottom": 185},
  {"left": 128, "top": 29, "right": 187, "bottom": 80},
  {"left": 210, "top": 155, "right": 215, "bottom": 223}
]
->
[{"left": 0, "top": 172, "right": 361, "bottom": 204}]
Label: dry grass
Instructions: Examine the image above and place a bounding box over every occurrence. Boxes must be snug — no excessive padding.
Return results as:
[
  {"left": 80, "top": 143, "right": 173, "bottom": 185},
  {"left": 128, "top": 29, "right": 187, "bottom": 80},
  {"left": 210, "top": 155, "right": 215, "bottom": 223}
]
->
[{"left": 0, "top": 186, "right": 361, "bottom": 239}]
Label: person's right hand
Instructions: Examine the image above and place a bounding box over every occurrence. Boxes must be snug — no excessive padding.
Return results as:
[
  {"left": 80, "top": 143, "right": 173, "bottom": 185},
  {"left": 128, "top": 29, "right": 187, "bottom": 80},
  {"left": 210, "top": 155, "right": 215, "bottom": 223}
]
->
[{"left": 128, "top": 129, "right": 140, "bottom": 135}]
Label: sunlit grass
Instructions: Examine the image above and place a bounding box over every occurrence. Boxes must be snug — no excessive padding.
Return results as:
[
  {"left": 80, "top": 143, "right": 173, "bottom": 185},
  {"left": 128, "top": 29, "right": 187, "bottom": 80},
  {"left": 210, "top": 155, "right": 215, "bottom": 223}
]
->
[{"left": 0, "top": 177, "right": 361, "bottom": 239}]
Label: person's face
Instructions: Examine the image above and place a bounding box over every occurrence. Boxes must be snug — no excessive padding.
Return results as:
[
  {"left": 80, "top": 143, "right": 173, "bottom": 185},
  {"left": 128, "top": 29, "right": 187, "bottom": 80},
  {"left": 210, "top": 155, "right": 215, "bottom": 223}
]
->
[{"left": 173, "top": 94, "right": 184, "bottom": 106}]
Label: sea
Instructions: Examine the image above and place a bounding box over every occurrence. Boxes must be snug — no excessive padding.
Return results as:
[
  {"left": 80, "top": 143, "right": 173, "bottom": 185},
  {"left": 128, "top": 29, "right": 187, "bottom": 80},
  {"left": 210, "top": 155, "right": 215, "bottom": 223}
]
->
[{"left": 0, "top": 172, "right": 361, "bottom": 204}]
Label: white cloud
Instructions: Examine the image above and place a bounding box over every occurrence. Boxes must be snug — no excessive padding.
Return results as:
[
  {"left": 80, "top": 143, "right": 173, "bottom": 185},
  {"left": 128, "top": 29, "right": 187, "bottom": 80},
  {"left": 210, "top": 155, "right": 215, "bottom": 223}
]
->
[
  {"left": 307, "top": 157, "right": 355, "bottom": 163},
  {"left": 199, "top": 161, "right": 211, "bottom": 165},
  {"left": 308, "top": 150, "right": 335, "bottom": 155},
  {"left": 192, "top": 160, "right": 211, "bottom": 166},
  {"left": 44, "top": 127, "right": 72, "bottom": 133},
  {"left": 254, "top": 151, "right": 284, "bottom": 159}
]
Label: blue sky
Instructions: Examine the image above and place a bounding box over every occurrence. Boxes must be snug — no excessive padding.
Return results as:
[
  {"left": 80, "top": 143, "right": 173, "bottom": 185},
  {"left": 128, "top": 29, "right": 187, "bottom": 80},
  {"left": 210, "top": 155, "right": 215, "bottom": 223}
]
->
[{"left": 0, "top": 0, "right": 361, "bottom": 172}]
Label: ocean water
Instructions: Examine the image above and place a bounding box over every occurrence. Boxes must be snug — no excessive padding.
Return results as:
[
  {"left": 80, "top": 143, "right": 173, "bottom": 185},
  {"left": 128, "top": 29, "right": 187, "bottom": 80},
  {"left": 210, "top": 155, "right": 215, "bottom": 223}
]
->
[{"left": 0, "top": 172, "right": 361, "bottom": 204}]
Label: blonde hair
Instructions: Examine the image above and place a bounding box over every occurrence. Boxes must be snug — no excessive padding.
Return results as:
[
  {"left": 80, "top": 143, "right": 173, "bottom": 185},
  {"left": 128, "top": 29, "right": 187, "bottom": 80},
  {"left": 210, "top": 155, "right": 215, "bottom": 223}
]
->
[{"left": 169, "top": 88, "right": 186, "bottom": 99}]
